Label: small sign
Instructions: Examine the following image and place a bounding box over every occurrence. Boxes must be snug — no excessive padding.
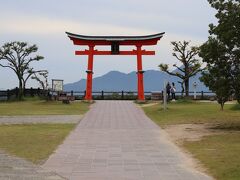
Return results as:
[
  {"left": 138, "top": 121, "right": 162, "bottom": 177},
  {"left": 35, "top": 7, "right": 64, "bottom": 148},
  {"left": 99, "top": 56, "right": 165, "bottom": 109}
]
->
[
  {"left": 52, "top": 79, "right": 63, "bottom": 91},
  {"left": 193, "top": 82, "right": 197, "bottom": 100},
  {"left": 193, "top": 81, "right": 197, "bottom": 88},
  {"left": 111, "top": 42, "right": 120, "bottom": 54}
]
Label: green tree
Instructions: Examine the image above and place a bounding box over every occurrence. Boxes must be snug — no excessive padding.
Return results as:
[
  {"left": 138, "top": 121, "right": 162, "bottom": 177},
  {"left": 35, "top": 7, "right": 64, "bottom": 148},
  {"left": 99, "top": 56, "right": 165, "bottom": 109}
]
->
[
  {"left": 199, "top": 0, "right": 240, "bottom": 109},
  {"left": 208, "top": 0, "right": 240, "bottom": 103},
  {"left": 0, "top": 42, "right": 44, "bottom": 100},
  {"left": 200, "top": 38, "right": 233, "bottom": 110},
  {"left": 159, "top": 41, "right": 202, "bottom": 96}
]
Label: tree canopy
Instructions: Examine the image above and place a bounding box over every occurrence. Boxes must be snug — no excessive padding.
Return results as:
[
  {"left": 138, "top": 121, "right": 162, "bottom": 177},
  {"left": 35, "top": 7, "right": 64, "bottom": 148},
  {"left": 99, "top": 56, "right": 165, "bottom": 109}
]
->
[
  {"left": 199, "top": 0, "right": 240, "bottom": 109},
  {"left": 0, "top": 42, "right": 44, "bottom": 100}
]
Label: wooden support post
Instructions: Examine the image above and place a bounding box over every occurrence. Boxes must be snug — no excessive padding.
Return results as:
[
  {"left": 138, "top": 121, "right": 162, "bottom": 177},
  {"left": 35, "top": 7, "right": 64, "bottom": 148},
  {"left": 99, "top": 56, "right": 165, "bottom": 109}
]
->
[
  {"left": 84, "top": 91, "right": 86, "bottom": 99},
  {"left": 101, "top": 91, "right": 104, "bottom": 100},
  {"left": 7, "top": 89, "right": 10, "bottom": 100},
  {"left": 30, "top": 87, "right": 34, "bottom": 97}
]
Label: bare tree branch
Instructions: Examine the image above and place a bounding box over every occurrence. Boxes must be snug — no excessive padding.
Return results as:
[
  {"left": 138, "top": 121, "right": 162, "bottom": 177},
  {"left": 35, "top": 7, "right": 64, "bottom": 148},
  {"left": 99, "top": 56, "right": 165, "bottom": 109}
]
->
[
  {"left": 159, "top": 41, "right": 202, "bottom": 96},
  {"left": 173, "top": 64, "right": 185, "bottom": 73},
  {"left": 0, "top": 64, "right": 17, "bottom": 73}
]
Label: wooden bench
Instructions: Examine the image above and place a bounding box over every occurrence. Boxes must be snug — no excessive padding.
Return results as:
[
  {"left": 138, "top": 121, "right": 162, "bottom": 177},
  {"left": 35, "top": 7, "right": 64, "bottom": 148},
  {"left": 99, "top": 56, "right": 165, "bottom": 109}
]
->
[
  {"left": 151, "top": 92, "right": 162, "bottom": 100},
  {"left": 58, "top": 94, "right": 75, "bottom": 104}
]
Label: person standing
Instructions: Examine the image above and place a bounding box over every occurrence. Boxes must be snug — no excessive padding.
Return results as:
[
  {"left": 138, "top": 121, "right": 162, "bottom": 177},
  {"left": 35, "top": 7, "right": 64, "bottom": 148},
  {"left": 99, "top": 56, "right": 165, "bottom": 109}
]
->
[
  {"left": 166, "top": 82, "right": 171, "bottom": 101},
  {"left": 171, "top": 82, "right": 176, "bottom": 100}
]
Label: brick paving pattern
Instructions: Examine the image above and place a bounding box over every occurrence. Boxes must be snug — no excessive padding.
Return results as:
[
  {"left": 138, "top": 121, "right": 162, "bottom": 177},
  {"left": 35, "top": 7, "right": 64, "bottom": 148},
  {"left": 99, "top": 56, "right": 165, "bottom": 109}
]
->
[{"left": 43, "top": 101, "right": 212, "bottom": 180}]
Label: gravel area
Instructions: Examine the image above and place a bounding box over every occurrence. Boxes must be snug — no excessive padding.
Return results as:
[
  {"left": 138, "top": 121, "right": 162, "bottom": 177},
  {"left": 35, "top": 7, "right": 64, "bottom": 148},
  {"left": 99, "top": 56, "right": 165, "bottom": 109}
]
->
[
  {"left": 0, "top": 115, "right": 83, "bottom": 124},
  {"left": 0, "top": 115, "right": 83, "bottom": 179},
  {"left": 0, "top": 150, "right": 64, "bottom": 180}
]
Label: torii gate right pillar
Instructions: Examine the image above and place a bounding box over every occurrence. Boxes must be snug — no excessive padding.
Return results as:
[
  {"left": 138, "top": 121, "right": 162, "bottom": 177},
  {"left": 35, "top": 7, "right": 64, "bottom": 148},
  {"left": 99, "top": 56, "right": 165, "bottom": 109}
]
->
[{"left": 136, "top": 45, "right": 145, "bottom": 101}]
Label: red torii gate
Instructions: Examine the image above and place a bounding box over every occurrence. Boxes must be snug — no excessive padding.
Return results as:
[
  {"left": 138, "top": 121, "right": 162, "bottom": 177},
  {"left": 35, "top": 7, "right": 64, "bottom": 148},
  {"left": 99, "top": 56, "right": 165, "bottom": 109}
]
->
[{"left": 66, "top": 32, "right": 164, "bottom": 101}]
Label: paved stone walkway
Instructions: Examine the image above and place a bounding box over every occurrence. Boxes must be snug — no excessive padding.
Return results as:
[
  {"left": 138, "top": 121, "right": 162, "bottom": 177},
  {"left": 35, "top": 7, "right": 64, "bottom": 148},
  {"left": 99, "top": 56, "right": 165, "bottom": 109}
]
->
[
  {"left": 0, "top": 115, "right": 82, "bottom": 124},
  {"left": 43, "top": 101, "right": 212, "bottom": 180},
  {"left": 0, "top": 150, "right": 63, "bottom": 180}
]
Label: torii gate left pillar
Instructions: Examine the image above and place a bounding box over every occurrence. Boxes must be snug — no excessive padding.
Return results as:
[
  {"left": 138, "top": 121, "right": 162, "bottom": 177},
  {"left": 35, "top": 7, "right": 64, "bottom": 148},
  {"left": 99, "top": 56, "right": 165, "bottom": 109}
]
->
[
  {"left": 85, "top": 45, "right": 94, "bottom": 100},
  {"left": 66, "top": 32, "right": 165, "bottom": 101}
]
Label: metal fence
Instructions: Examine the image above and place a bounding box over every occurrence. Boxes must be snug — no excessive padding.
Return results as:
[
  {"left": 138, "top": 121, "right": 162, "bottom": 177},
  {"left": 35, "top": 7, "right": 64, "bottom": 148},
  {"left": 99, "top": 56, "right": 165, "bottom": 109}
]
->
[
  {"left": 60, "top": 90, "right": 215, "bottom": 100},
  {"left": 0, "top": 88, "right": 46, "bottom": 100},
  {"left": 0, "top": 88, "right": 216, "bottom": 101}
]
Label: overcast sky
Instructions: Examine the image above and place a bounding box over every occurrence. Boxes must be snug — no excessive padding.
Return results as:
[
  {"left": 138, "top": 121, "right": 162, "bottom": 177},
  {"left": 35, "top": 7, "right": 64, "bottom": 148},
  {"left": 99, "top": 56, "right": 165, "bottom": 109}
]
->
[{"left": 0, "top": 0, "right": 216, "bottom": 89}]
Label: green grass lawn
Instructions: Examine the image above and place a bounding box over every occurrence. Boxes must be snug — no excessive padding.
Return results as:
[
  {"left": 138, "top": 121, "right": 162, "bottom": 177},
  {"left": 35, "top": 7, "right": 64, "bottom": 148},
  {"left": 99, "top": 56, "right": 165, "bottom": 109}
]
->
[
  {"left": 0, "top": 124, "right": 75, "bottom": 163},
  {"left": 0, "top": 100, "right": 90, "bottom": 116},
  {"left": 142, "top": 101, "right": 240, "bottom": 128},
  {"left": 184, "top": 132, "right": 240, "bottom": 180},
  {"left": 142, "top": 101, "right": 240, "bottom": 180}
]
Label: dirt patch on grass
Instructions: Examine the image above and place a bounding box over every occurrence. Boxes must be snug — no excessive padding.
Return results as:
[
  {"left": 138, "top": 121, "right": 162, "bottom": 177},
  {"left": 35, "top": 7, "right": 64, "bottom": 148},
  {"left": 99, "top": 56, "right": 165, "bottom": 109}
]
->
[
  {"left": 138, "top": 102, "right": 159, "bottom": 107},
  {"left": 164, "top": 123, "right": 223, "bottom": 144},
  {"left": 163, "top": 123, "right": 224, "bottom": 177}
]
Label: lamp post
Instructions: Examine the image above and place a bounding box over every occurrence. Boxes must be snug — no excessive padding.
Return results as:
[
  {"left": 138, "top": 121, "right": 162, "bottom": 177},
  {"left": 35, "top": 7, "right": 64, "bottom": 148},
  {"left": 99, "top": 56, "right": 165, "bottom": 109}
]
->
[
  {"left": 163, "top": 80, "right": 167, "bottom": 110},
  {"left": 193, "top": 82, "right": 197, "bottom": 100}
]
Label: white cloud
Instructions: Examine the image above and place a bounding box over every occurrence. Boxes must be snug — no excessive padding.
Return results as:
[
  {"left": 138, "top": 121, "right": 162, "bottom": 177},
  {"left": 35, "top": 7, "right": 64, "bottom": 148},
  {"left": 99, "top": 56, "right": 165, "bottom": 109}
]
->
[{"left": 0, "top": 13, "right": 156, "bottom": 35}]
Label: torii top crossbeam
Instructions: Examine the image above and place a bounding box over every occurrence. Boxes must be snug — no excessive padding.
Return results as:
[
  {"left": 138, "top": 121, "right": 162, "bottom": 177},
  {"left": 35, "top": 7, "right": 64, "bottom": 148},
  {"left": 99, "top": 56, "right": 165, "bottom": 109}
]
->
[
  {"left": 66, "top": 32, "right": 165, "bottom": 101},
  {"left": 66, "top": 32, "right": 164, "bottom": 45}
]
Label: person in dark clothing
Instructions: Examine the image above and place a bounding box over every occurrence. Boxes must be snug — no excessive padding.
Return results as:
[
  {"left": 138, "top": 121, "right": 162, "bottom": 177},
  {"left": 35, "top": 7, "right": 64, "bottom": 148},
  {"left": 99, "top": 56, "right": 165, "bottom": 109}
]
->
[
  {"left": 171, "top": 82, "right": 176, "bottom": 100},
  {"left": 166, "top": 82, "right": 171, "bottom": 101}
]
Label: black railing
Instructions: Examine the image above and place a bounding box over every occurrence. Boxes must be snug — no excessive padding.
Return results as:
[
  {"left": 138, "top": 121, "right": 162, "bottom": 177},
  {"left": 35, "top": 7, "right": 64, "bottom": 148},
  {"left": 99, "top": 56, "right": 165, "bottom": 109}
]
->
[
  {"left": 61, "top": 91, "right": 216, "bottom": 100},
  {"left": 0, "top": 88, "right": 216, "bottom": 101},
  {"left": 0, "top": 88, "right": 47, "bottom": 101}
]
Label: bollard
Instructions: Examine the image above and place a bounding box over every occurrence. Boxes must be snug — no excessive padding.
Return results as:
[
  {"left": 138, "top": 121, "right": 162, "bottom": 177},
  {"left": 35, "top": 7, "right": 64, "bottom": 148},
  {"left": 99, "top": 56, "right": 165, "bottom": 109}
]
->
[
  {"left": 101, "top": 91, "right": 104, "bottom": 100},
  {"left": 201, "top": 91, "right": 204, "bottom": 100}
]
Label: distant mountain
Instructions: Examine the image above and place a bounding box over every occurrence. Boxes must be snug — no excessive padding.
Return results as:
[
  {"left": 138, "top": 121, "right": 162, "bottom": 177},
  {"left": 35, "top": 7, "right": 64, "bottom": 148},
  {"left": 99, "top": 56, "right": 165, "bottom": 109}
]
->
[{"left": 64, "top": 70, "right": 209, "bottom": 92}]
